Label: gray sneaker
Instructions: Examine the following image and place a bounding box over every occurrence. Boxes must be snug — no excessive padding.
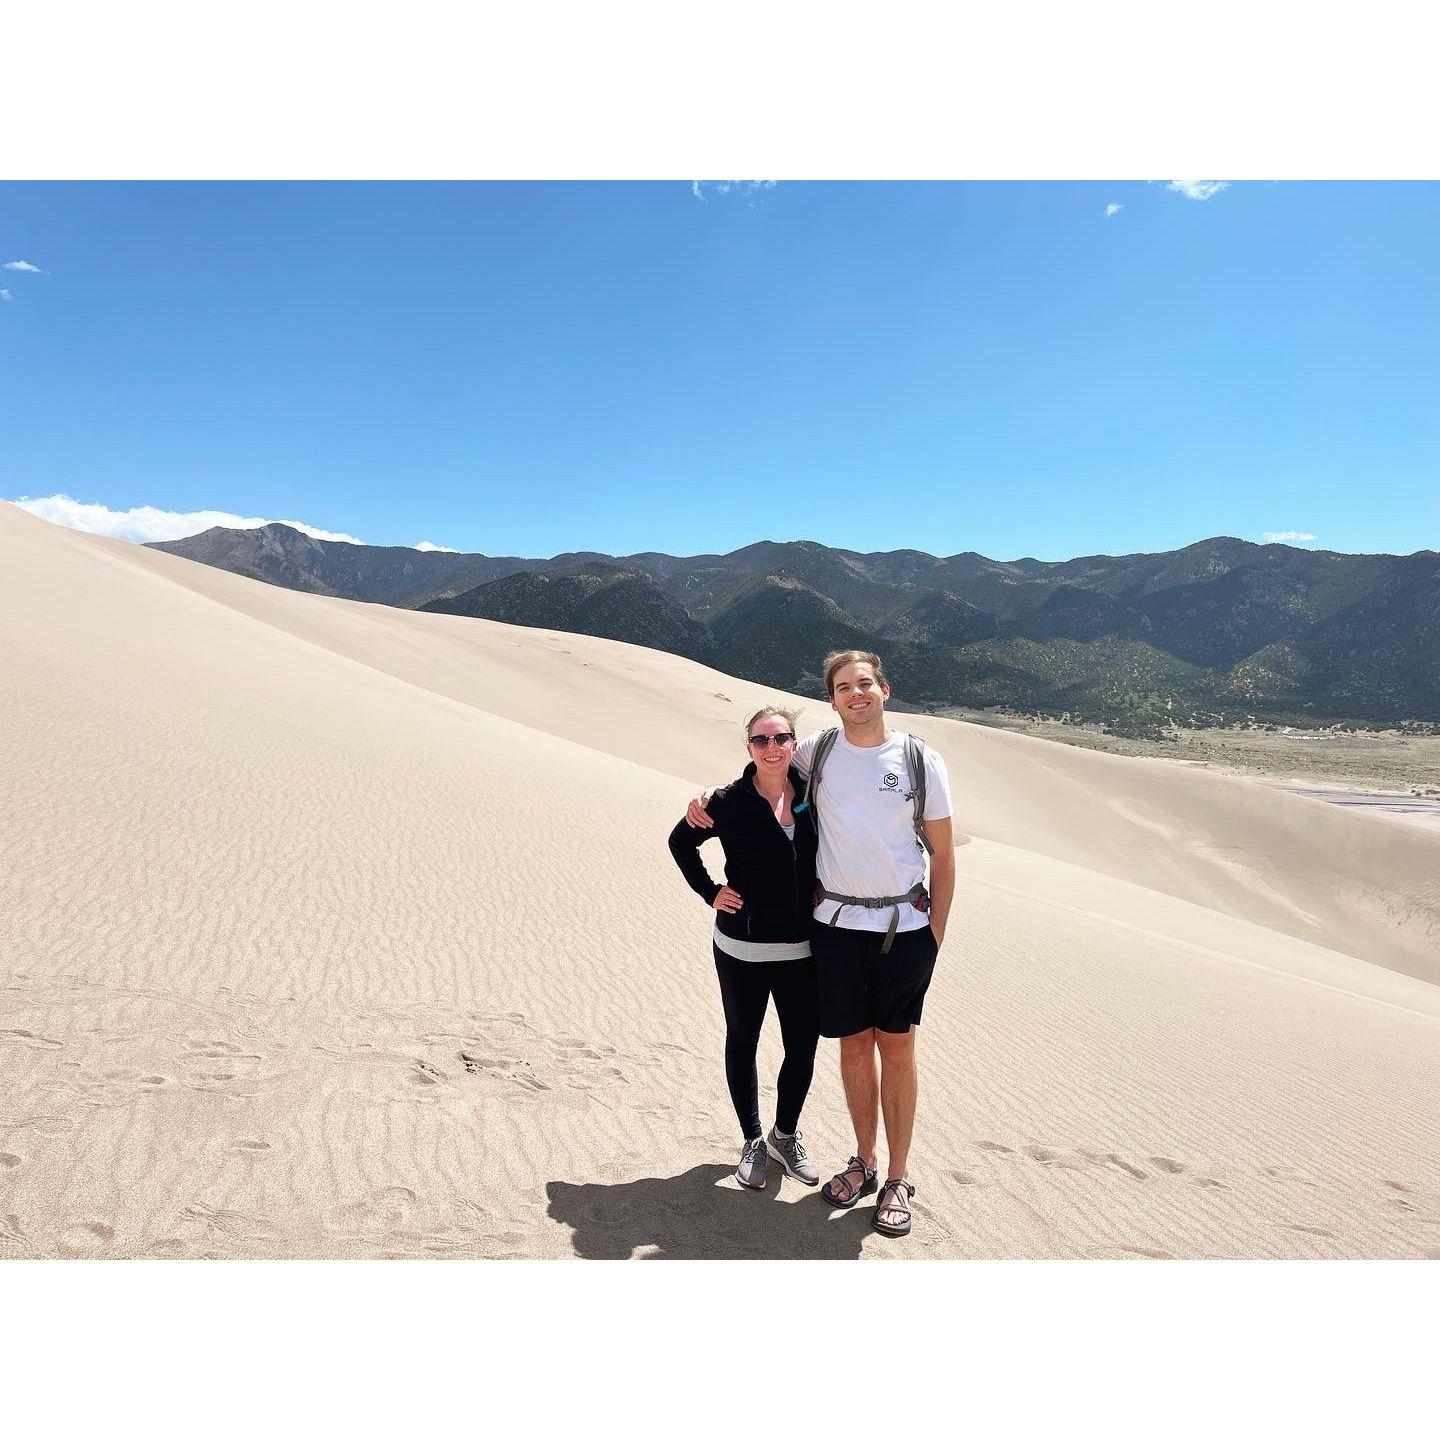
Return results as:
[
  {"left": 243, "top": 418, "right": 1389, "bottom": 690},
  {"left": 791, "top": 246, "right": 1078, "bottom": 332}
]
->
[
  {"left": 766, "top": 1127, "right": 820, "bottom": 1185},
  {"left": 736, "top": 1136, "right": 768, "bottom": 1190}
]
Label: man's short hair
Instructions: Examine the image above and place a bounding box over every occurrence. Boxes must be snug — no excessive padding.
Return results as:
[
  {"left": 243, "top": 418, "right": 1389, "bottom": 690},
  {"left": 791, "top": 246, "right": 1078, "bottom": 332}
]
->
[{"left": 823, "top": 650, "right": 889, "bottom": 697}]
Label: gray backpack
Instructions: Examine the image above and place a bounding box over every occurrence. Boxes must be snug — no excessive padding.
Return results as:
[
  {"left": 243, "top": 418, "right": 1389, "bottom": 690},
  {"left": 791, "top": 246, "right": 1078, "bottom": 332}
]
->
[{"left": 800, "top": 727, "right": 934, "bottom": 856}]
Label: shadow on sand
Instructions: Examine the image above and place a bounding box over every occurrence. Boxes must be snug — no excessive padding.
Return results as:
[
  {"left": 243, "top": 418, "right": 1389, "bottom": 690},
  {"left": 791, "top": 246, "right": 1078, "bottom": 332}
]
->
[{"left": 547, "top": 1163, "right": 874, "bottom": 1259}]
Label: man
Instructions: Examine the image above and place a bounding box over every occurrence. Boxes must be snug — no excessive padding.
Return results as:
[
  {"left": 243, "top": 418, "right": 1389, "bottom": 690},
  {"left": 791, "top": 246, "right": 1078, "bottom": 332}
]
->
[{"left": 688, "top": 650, "right": 959, "bottom": 1238}]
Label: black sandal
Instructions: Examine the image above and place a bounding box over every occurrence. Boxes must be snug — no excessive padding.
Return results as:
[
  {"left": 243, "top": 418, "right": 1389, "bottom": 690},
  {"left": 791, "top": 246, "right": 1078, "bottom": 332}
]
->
[
  {"left": 873, "top": 1178, "right": 916, "bottom": 1236},
  {"left": 821, "top": 1155, "right": 878, "bottom": 1209}
]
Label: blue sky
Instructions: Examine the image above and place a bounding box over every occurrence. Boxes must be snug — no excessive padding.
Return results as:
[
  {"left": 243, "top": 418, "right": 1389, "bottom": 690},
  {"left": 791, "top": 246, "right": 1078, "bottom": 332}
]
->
[{"left": 3, "top": 180, "right": 1437, "bottom": 560}]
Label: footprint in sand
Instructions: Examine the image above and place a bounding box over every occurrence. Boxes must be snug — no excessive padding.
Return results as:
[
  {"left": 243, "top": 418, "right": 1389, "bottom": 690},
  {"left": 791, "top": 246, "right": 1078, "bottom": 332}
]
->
[
  {"left": 1262, "top": 1166, "right": 1319, "bottom": 1187},
  {"left": 452, "top": 1017, "right": 632, "bottom": 1105},
  {"left": 458, "top": 1051, "right": 554, "bottom": 1093},
  {"left": 184, "top": 1039, "right": 246, "bottom": 1055},
  {"left": 1283, "top": 1223, "right": 1336, "bottom": 1238},
  {"left": 98, "top": 1071, "right": 171, "bottom": 1090},
  {"left": 0, "top": 1153, "right": 22, "bottom": 1170},
  {"left": 983, "top": 1139, "right": 1239, "bottom": 1191},
  {"left": 327, "top": 1186, "right": 420, "bottom": 1233},
  {"left": 1023, "top": 1145, "right": 1060, "bottom": 1163},
  {"left": 58, "top": 1222, "right": 115, "bottom": 1254},
  {"left": 16, "top": 1115, "right": 73, "bottom": 1136},
  {"left": 232, "top": 1139, "right": 272, "bottom": 1155},
  {"left": 1, "top": 1029, "right": 63, "bottom": 1050},
  {"left": 1104, "top": 1155, "right": 1151, "bottom": 1181},
  {"left": 1022, "top": 1145, "right": 1087, "bottom": 1171},
  {"left": 179, "top": 1204, "right": 281, "bottom": 1246},
  {"left": 1070, "top": 1149, "right": 1147, "bottom": 1180},
  {"left": 1147, "top": 1155, "right": 1232, "bottom": 1189},
  {"left": 1085, "top": 1243, "right": 1175, "bottom": 1259},
  {"left": 949, "top": 1171, "right": 980, "bottom": 1186},
  {"left": 461, "top": 1051, "right": 522, "bottom": 1073},
  {"left": 1381, "top": 1185, "right": 1440, "bottom": 1219},
  {"left": 179, "top": 1043, "right": 265, "bottom": 1090}
]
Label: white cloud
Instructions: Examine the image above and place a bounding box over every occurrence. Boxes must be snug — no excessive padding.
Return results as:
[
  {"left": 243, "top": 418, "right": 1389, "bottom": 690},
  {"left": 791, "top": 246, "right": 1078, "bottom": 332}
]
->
[
  {"left": 691, "top": 180, "right": 777, "bottom": 202},
  {"left": 0, "top": 289, "right": 11, "bottom": 302},
  {"left": 1262, "top": 530, "right": 1319, "bottom": 544},
  {"left": 415, "top": 540, "right": 458, "bottom": 552},
  {"left": 8, "top": 493, "right": 367, "bottom": 545},
  {"left": 1104, "top": 203, "right": 1123, "bottom": 218},
  {"left": 3, "top": 259, "right": 45, "bottom": 273},
  {"left": 1164, "top": 181, "right": 1229, "bottom": 201}
]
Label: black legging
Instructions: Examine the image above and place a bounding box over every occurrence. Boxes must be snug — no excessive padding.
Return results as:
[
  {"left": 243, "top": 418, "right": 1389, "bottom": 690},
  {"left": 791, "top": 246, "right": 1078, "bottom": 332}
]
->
[{"left": 712, "top": 943, "right": 821, "bottom": 1141}]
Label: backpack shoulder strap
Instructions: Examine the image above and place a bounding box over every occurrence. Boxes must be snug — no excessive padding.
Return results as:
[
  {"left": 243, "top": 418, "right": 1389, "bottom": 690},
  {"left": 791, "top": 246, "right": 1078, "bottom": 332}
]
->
[
  {"left": 801, "top": 727, "right": 841, "bottom": 822},
  {"left": 904, "top": 733, "right": 934, "bottom": 855}
]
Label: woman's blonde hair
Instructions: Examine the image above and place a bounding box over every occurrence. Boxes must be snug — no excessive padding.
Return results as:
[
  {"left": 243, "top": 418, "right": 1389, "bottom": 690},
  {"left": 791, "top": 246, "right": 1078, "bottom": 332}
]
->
[{"left": 743, "top": 705, "right": 801, "bottom": 743}]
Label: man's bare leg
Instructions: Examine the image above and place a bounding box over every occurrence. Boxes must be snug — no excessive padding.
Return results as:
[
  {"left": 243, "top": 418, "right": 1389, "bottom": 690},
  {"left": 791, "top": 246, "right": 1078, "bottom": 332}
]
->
[
  {"left": 875, "top": 1026, "right": 918, "bottom": 1185},
  {"left": 838, "top": 1028, "right": 879, "bottom": 1168}
]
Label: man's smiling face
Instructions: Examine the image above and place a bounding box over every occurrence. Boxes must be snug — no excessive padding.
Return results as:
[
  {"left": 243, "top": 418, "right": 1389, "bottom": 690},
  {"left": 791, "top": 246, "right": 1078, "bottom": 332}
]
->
[{"left": 830, "top": 660, "right": 889, "bottom": 730}]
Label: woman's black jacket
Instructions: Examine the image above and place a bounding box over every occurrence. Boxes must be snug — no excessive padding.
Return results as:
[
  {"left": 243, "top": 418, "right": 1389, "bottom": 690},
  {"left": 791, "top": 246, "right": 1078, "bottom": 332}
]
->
[{"left": 667, "top": 762, "right": 818, "bottom": 944}]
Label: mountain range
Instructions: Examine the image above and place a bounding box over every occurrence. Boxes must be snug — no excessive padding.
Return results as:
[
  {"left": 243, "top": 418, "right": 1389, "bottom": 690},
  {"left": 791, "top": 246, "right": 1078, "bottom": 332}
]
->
[{"left": 147, "top": 525, "right": 1440, "bottom": 729}]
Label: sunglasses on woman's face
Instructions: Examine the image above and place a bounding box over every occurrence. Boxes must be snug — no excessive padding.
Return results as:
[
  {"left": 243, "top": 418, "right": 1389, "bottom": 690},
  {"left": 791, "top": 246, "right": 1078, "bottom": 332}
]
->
[{"left": 748, "top": 732, "right": 795, "bottom": 749}]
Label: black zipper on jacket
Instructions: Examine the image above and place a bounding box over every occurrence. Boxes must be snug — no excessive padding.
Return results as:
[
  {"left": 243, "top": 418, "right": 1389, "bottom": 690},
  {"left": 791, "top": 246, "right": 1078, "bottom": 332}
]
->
[
  {"left": 729, "top": 763, "right": 812, "bottom": 942},
  {"left": 754, "top": 769, "right": 802, "bottom": 927},
  {"left": 790, "top": 814, "right": 800, "bottom": 925}
]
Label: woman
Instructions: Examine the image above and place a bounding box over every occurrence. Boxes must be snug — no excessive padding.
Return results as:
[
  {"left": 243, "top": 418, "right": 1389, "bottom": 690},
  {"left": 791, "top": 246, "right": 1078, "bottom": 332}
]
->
[{"left": 667, "top": 707, "right": 822, "bottom": 1191}]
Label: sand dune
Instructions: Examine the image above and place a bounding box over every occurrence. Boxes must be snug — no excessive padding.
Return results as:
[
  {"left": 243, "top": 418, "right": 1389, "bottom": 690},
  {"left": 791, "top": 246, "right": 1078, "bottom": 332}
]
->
[{"left": 2, "top": 498, "right": 1438, "bottom": 1259}]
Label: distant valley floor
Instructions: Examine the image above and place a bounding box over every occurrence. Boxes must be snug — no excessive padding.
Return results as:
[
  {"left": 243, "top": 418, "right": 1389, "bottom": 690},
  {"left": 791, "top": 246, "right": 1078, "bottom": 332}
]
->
[{"left": 940, "top": 710, "right": 1440, "bottom": 822}]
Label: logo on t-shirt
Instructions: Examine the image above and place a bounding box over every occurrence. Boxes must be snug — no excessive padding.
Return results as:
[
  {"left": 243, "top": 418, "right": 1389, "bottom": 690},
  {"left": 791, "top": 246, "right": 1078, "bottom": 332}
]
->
[{"left": 880, "top": 772, "right": 900, "bottom": 793}]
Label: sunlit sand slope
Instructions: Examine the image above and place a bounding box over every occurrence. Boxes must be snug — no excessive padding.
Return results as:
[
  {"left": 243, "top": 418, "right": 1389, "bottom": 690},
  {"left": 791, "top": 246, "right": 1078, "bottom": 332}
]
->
[{"left": 2, "top": 500, "right": 1438, "bottom": 1259}]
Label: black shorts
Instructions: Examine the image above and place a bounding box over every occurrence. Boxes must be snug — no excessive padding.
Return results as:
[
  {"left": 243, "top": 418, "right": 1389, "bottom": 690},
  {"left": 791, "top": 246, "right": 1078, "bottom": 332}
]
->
[{"left": 810, "top": 920, "right": 939, "bottom": 1038}]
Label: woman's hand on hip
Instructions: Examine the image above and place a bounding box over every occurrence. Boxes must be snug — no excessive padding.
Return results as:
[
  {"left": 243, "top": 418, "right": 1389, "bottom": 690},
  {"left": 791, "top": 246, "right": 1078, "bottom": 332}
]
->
[{"left": 713, "top": 886, "right": 744, "bottom": 914}]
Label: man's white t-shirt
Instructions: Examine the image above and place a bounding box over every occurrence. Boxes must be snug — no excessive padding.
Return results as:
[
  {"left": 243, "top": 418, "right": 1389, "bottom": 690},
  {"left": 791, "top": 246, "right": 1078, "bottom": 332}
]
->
[{"left": 794, "top": 728, "right": 952, "bottom": 935}]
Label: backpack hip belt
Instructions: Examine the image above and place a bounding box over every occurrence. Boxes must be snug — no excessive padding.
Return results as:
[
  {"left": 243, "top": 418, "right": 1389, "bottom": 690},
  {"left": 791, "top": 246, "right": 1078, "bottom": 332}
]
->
[{"left": 816, "top": 882, "right": 931, "bottom": 954}]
